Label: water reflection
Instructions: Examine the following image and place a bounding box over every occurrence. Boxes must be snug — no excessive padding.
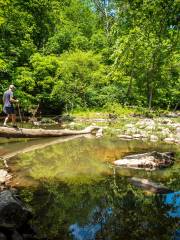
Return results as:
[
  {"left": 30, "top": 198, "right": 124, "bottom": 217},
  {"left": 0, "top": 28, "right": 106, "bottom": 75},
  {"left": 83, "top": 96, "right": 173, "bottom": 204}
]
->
[
  {"left": 69, "top": 207, "right": 112, "bottom": 240},
  {"left": 165, "top": 191, "right": 180, "bottom": 218},
  {"left": 19, "top": 175, "right": 180, "bottom": 240},
  {"left": 164, "top": 192, "right": 180, "bottom": 240},
  {"left": 0, "top": 136, "right": 179, "bottom": 239},
  {"left": 6, "top": 136, "right": 180, "bottom": 187}
]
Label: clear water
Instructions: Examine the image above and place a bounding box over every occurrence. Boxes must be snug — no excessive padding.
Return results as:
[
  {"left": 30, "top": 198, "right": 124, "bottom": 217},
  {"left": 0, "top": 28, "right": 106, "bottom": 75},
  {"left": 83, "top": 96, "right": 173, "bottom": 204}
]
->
[{"left": 1, "top": 136, "right": 180, "bottom": 240}]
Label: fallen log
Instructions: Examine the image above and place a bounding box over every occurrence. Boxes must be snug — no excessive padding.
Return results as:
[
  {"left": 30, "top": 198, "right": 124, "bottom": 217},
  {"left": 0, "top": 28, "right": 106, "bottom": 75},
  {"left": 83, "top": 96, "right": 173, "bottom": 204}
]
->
[
  {"left": 0, "top": 126, "right": 100, "bottom": 138},
  {"left": 129, "top": 177, "right": 172, "bottom": 194},
  {"left": 114, "top": 151, "right": 174, "bottom": 170}
]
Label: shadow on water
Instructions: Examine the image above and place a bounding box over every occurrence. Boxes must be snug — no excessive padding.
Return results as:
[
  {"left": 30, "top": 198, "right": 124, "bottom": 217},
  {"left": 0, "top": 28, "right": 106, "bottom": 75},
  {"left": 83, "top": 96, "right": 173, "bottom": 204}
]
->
[{"left": 0, "top": 136, "right": 180, "bottom": 239}]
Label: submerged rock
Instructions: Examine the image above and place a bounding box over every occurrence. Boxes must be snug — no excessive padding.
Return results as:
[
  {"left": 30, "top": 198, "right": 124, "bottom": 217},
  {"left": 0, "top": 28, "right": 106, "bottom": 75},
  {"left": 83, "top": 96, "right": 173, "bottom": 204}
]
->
[
  {"left": 129, "top": 177, "right": 172, "bottom": 194},
  {"left": 114, "top": 151, "right": 174, "bottom": 170}
]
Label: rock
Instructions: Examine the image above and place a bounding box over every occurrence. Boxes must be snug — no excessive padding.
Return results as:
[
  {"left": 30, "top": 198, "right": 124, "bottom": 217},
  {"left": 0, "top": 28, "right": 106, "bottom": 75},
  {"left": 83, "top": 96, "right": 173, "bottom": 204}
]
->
[
  {"left": 165, "top": 113, "right": 180, "bottom": 118},
  {"left": 161, "top": 118, "right": 173, "bottom": 124},
  {"left": 125, "top": 124, "right": 134, "bottom": 128},
  {"left": 0, "top": 232, "right": 7, "bottom": 240},
  {"left": 32, "top": 121, "right": 41, "bottom": 126},
  {"left": 108, "top": 113, "right": 117, "bottom": 120},
  {"left": 132, "top": 134, "right": 142, "bottom": 139},
  {"left": 136, "top": 119, "right": 155, "bottom": 127},
  {"left": 127, "top": 127, "right": 138, "bottom": 134},
  {"left": 118, "top": 135, "right": 133, "bottom": 140},
  {"left": 139, "top": 131, "right": 148, "bottom": 138},
  {"left": 114, "top": 151, "right": 174, "bottom": 170},
  {"left": 22, "top": 233, "right": 36, "bottom": 240},
  {"left": 0, "top": 170, "right": 12, "bottom": 184},
  {"left": 69, "top": 122, "right": 76, "bottom": 129},
  {"left": 145, "top": 125, "right": 155, "bottom": 130},
  {"left": 161, "top": 128, "right": 171, "bottom": 136},
  {"left": 0, "top": 190, "right": 32, "bottom": 229},
  {"left": 164, "top": 138, "right": 175, "bottom": 143},
  {"left": 96, "top": 128, "right": 103, "bottom": 138},
  {"left": 169, "top": 123, "right": 180, "bottom": 128},
  {"left": 129, "top": 177, "right": 172, "bottom": 194},
  {"left": 150, "top": 135, "right": 158, "bottom": 142},
  {"left": 176, "top": 127, "right": 180, "bottom": 134},
  {"left": 11, "top": 231, "right": 23, "bottom": 240}
]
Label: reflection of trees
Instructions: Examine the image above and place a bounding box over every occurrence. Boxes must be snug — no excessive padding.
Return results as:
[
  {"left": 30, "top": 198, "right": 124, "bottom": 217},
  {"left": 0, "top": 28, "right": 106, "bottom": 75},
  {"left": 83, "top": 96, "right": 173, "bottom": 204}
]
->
[
  {"left": 166, "top": 169, "right": 180, "bottom": 191},
  {"left": 20, "top": 175, "right": 179, "bottom": 240}
]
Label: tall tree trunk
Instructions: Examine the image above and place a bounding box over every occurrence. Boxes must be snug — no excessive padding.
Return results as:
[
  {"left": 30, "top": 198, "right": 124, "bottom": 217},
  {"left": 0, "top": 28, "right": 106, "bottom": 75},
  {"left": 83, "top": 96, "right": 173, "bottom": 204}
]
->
[
  {"left": 93, "top": 0, "right": 111, "bottom": 40},
  {"left": 146, "top": 70, "right": 153, "bottom": 110},
  {"left": 148, "top": 87, "right": 153, "bottom": 109},
  {"left": 126, "top": 54, "right": 135, "bottom": 100}
]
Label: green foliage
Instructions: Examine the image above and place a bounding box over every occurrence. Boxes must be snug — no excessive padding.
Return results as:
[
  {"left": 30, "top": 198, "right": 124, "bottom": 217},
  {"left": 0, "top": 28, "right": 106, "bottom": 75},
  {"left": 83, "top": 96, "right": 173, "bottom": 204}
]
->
[
  {"left": 0, "top": 0, "right": 179, "bottom": 114},
  {"left": 111, "top": 0, "right": 179, "bottom": 109},
  {"left": 51, "top": 50, "right": 106, "bottom": 110}
]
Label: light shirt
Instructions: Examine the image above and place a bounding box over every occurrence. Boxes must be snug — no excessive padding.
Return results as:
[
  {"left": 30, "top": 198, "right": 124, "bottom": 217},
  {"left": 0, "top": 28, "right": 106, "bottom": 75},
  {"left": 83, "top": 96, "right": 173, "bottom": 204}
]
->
[{"left": 3, "top": 90, "right": 13, "bottom": 107}]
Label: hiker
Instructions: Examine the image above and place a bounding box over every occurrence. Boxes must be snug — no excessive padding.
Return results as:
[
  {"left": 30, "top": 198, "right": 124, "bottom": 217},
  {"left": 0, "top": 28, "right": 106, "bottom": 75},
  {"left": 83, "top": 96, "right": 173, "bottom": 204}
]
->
[{"left": 2, "top": 84, "right": 19, "bottom": 127}]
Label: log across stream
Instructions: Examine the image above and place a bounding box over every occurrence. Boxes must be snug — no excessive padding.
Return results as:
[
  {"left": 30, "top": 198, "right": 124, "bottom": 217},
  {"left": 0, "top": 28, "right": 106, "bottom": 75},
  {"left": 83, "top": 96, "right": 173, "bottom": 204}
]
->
[{"left": 0, "top": 126, "right": 101, "bottom": 138}]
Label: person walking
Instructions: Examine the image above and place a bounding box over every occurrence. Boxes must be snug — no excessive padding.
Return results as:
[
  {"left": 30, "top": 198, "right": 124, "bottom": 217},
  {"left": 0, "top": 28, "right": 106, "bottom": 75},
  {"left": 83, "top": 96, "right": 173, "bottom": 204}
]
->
[{"left": 3, "top": 84, "right": 19, "bottom": 127}]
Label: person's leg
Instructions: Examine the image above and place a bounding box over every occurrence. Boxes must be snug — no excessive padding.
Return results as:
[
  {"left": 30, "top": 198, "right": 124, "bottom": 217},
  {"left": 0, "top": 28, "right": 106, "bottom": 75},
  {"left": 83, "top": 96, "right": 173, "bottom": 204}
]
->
[
  {"left": 12, "top": 114, "right": 17, "bottom": 127},
  {"left": 3, "top": 114, "right": 9, "bottom": 126}
]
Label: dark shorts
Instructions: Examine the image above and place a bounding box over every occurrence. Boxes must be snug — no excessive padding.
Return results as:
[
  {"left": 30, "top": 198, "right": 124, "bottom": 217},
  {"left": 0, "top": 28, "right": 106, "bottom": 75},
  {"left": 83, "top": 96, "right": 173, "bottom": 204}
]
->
[{"left": 4, "top": 106, "right": 15, "bottom": 115}]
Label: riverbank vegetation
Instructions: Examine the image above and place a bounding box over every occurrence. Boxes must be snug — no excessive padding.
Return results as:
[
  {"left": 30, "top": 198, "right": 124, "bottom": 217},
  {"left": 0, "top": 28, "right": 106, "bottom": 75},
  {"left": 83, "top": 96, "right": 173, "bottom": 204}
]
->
[{"left": 0, "top": 0, "right": 179, "bottom": 115}]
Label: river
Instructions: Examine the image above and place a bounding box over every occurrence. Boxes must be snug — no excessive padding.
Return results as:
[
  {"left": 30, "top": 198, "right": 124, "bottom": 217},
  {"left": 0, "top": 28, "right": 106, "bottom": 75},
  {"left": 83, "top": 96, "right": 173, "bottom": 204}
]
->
[{"left": 0, "top": 135, "right": 180, "bottom": 239}]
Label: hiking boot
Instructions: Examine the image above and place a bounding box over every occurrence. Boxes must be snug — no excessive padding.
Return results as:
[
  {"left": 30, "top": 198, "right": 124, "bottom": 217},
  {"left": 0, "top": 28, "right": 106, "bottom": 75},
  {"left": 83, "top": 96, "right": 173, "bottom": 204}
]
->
[{"left": 12, "top": 125, "right": 18, "bottom": 129}]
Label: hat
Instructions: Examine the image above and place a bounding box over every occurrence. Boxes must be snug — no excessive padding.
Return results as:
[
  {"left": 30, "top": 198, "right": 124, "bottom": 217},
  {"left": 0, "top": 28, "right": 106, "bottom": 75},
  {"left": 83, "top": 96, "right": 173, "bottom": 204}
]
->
[{"left": 9, "top": 84, "right": 16, "bottom": 90}]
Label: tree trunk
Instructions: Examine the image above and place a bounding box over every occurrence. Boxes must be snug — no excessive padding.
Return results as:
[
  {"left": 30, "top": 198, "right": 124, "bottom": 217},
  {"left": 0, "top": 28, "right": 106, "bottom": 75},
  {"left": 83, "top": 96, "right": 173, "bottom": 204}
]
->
[
  {"left": 0, "top": 126, "right": 100, "bottom": 138},
  {"left": 174, "top": 101, "right": 179, "bottom": 111},
  {"left": 148, "top": 87, "right": 153, "bottom": 109}
]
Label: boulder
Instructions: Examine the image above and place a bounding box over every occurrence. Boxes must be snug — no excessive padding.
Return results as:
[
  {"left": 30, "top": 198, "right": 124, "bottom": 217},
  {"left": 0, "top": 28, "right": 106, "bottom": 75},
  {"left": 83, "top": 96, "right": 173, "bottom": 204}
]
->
[
  {"left": 114, "top": 151, "right": 174, "bottom": 170},
  {"left": 0, "top": 190, "right": 32, "bottom": 229}
]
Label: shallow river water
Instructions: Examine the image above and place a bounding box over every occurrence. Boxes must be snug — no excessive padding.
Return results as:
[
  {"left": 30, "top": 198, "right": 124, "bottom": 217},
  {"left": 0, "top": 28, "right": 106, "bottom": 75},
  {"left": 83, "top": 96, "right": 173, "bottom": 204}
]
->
[{"left": 0, "top": 136, "right": 180, "bottom": 240}]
